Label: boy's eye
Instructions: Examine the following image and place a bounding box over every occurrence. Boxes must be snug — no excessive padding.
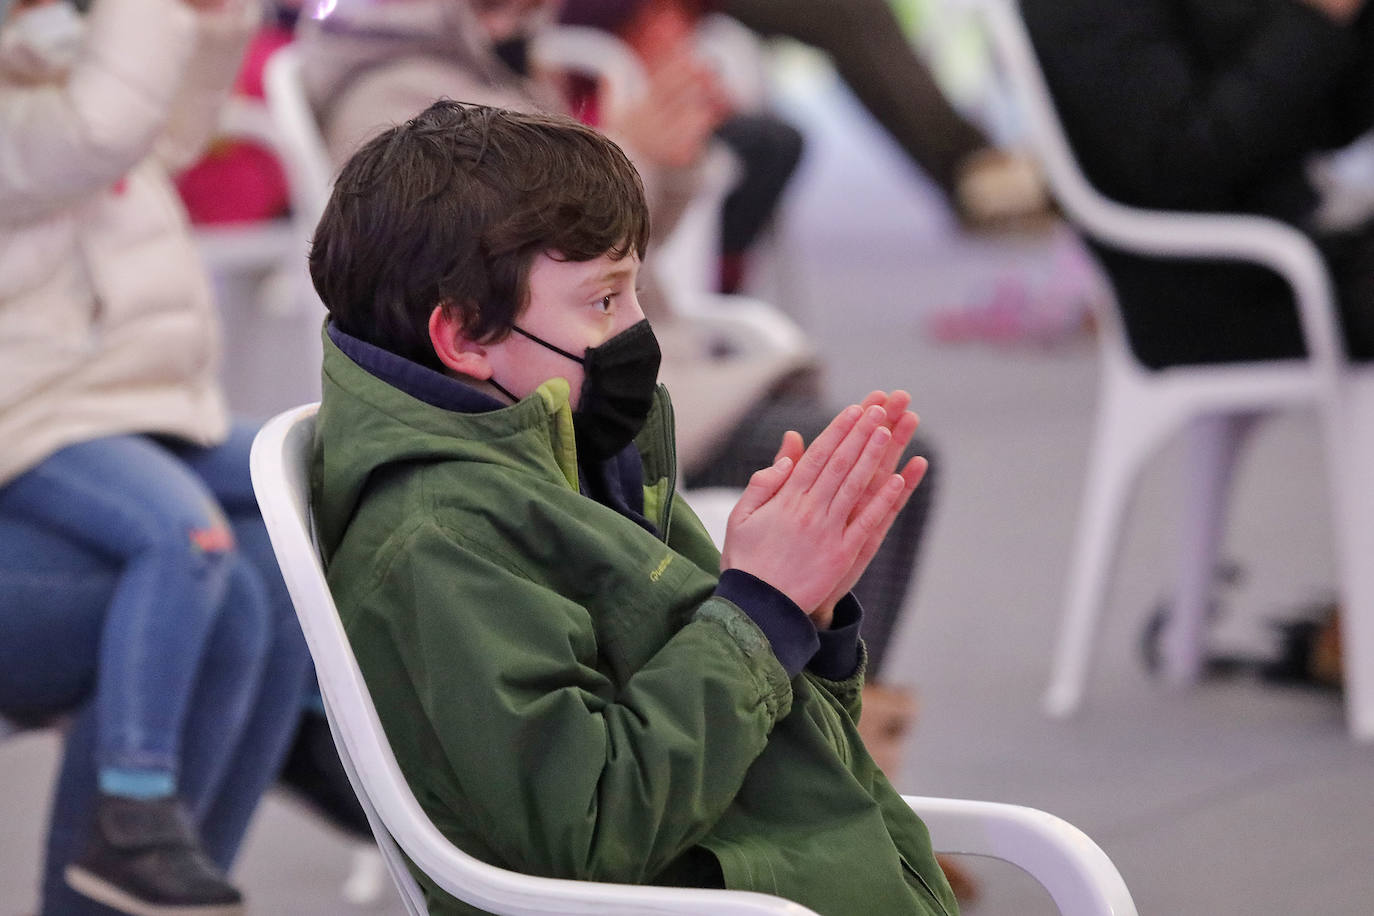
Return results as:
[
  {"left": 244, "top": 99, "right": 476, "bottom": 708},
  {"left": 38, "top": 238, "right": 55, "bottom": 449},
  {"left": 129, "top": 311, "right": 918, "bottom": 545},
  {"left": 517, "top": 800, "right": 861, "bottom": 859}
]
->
[{"left": 594, "top": 295, "right": 614, "bottom": 313}]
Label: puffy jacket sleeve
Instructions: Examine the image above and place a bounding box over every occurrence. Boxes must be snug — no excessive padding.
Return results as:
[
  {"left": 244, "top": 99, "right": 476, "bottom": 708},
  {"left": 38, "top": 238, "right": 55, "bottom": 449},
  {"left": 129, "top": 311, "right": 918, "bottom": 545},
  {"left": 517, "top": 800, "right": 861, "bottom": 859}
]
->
[
  {"left": 153, "top": 0, "right": 261, "bottom": 172},
  {"left": 0, "top": 0, "right": 192, "bottom": 223},
  {"left": 1022, "top": 0, "right": 1363, "bottom": 210},
  {"left": 355, "top": 519, "right": 794, "bottom": 884},
  {"left": 0, "top": 0, "right": 254, "bottom": 224}
]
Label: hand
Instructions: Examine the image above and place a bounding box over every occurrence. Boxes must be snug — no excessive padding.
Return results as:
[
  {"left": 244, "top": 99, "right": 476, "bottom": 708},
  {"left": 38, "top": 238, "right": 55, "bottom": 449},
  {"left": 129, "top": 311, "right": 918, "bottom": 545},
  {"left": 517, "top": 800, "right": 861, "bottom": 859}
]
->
[
  {"left": 810, "top": 392, "right": 928, "bottom": 625},
  {"left": 1297, "top": 0, "right": 1366, "bottom": 24},
  {"left": 608, "top": 48, "right": 731, "bottom": 170},
  {"left": 720, "top": 403, "right": 910, "bottom": 625}
]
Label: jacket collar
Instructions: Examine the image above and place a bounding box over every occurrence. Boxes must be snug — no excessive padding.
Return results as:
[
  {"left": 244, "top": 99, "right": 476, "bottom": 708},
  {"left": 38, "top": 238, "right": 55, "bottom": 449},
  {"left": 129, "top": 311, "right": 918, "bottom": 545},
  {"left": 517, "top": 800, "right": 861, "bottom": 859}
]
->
[
  {"left": 328, "top": 322, "right": 504, "bottom": 414},
  {"left": 324, "top": 322, "right": 659, "bottom": 534}
]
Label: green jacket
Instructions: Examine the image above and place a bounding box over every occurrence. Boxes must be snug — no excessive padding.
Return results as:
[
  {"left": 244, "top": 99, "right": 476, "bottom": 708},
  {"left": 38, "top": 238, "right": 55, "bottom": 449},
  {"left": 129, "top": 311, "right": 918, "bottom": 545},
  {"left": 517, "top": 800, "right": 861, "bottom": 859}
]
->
[{"left": 313, "top": 333, "right": 957, "bottom": 916}]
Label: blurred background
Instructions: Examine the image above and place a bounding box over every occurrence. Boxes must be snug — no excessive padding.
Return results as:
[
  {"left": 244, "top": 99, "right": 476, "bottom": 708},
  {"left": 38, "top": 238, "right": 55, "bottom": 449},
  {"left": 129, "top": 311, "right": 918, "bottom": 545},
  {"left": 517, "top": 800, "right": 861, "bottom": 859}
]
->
[{"left": 4, "top": 0, "right": 1373, "bottom": 913}]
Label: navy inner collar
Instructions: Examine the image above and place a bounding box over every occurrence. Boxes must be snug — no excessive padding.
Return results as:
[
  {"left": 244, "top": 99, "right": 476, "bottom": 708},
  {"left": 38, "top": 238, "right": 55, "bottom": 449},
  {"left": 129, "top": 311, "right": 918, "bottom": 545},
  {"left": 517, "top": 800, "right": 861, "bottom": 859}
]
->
[{"left": 329, "top": 323, "right": 505, "bottom": 414}]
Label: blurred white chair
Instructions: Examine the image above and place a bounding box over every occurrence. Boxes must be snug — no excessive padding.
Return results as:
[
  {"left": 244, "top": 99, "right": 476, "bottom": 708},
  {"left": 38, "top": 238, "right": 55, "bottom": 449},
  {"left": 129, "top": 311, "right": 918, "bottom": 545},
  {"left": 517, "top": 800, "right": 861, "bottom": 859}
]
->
[
  {"left": 977, "top": 0, "right": 1374, "bottom": 740},
  {"left": 261, "top": 43, "right": 334, "bottom": 314},
  {"left": 250, "top": 402, "right": 1140, "bottom": 916}
]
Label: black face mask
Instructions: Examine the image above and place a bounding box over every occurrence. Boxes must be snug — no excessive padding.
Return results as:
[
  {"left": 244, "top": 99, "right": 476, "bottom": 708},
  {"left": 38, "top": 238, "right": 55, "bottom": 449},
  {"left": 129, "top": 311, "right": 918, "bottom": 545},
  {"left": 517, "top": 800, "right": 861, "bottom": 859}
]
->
[{"left": 489, "top": 319, "right": 662, "bottom": 461}]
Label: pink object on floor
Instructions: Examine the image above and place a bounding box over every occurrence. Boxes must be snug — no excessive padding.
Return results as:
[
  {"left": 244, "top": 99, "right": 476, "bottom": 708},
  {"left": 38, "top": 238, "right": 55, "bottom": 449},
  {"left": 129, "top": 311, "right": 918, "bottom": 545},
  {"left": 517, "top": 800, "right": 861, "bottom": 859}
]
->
[{"left": 926, "top": 228, "right": 1104, "bottom": 347}]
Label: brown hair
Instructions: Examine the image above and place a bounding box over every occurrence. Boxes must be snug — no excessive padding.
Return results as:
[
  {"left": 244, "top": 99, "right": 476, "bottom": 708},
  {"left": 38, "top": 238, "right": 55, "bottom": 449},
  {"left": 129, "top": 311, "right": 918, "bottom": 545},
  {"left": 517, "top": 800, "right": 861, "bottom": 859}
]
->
[{"left": 309, "top": 100, "right": 651, "bottom": 370}]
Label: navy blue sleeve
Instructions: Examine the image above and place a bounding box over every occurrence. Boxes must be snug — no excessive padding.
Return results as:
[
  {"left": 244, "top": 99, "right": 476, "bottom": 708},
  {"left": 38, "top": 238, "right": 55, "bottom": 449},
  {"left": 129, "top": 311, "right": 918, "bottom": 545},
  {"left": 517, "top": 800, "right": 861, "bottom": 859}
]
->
[
  {"left": 808, "top": 593, "right": 863, "bottom": 681},
  {"left": 714, "top": 569, "right": 817, "bottom": 679}
]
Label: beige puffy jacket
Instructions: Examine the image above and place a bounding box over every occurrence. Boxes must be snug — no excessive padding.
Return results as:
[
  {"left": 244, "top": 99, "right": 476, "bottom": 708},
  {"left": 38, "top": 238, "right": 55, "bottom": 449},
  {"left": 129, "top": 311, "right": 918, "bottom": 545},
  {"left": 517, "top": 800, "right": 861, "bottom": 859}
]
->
[{"left": 0, "top": 0, "right": 257, "bottom": 486}]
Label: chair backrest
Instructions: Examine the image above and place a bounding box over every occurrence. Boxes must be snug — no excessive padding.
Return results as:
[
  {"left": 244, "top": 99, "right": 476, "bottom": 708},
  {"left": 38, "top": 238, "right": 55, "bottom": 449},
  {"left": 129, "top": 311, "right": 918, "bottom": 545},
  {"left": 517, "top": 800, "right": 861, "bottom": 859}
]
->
[
  {"left": 261, "top": 43, "right": 335, "bottom": 233},
  {"left": 974, "top": 0, "right": 1345, "bottom": 379},
  {"left": 258, "top": 42, "right": 336, "bottom": 318},
  {"left": 250, "top": 404, "right": 1138, "bottom": 916}
]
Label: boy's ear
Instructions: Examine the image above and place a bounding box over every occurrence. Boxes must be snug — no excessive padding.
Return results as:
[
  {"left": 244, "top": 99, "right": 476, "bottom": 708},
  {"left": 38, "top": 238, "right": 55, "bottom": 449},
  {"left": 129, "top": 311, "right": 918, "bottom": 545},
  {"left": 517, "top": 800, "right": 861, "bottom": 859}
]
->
[{"left": 428, "top": 304, "right": 492, "bottom": 379}]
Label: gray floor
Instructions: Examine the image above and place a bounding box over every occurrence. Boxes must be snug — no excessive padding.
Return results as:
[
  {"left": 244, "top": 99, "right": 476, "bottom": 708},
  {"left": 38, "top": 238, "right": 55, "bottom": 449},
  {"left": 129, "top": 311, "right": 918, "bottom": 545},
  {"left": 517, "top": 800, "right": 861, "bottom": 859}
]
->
[{"left": 6, "top": 58, "right": 1373, "bottom": 916}]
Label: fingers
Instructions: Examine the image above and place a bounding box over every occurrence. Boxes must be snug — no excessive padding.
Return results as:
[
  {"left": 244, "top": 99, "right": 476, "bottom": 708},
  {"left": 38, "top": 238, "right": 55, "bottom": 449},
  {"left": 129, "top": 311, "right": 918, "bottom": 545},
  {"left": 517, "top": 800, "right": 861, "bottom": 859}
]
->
[
  {"left": 866, "top": 457, "right": 928, "bottom": 543},
  {"left": 730, "top": 454, "right": 794, "bottom": 523},
  {"left": 900, "top": 455, "right": 929, "bottom": 495},
  {"left": 805, "top": 405, "right": 888, "bottom": 507},
  {"left": 826, "top": 418, "right": 894, "bottom": 521},
  {"left": 855, "top": 391, "right": 918, "bottom": 479},
  {"left": 843, "top": 472, "right": 907, "bottom": 553},
  {"left": 786, "top": 404, "right": 864, "bottom": 492},
  {"left": 881, "top": 390, "right": 912, "bottom": 425},
  {"left": 772, "top": 429, "right": 805, "bottom": 468}
]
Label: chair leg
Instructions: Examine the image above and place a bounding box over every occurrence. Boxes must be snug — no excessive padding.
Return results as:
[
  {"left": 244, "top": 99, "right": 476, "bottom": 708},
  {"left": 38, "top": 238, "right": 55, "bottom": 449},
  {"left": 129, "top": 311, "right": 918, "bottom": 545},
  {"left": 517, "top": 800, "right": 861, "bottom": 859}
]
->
[
  {"left": 1159, "top": 413, "right": 1258, "bottom": 686},
  {"left": 1330, "top": 375, "right": 1374, "bottom": 741},
  {"left": 1045, "top": 379, "right": 1172, "bottom": 717}
]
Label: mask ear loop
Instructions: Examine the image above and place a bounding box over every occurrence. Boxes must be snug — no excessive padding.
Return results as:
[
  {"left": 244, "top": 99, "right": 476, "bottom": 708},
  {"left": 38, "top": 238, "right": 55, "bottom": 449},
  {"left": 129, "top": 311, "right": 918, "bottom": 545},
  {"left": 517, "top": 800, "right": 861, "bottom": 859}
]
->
[
  {"left": 488, "top": 326, "right": 586, "bottom": 403},
  {"left": 510, "top": 326, "right": 586, "bottom": 364},
  {"left": 486, "top": 377, "right": 519, "bottom": 403}
]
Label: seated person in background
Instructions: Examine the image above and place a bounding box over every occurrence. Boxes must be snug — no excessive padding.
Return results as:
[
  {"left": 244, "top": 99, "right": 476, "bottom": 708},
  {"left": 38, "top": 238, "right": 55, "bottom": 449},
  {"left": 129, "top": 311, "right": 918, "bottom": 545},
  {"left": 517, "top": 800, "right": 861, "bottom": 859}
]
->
[
  {"left": 558, "top": 0, "right": 806, "bottom": 294},
  {"left": 0, "top": 0, "right": 314, "bottom": 912},
  {"left": 1022, "top": 0, "right": 1374, "bottom": 368},
  {"left": 307, "top": 100, "right": 955, "bottom": 916},
  {"left": 298, "top": 0, "right": 943, "bottom": 770},
  {"left": 560, "top": 0, "right": 1049, "bottom": 231},
  {"left": 297, "top": 0, "right": 729, "bottom": 285}
]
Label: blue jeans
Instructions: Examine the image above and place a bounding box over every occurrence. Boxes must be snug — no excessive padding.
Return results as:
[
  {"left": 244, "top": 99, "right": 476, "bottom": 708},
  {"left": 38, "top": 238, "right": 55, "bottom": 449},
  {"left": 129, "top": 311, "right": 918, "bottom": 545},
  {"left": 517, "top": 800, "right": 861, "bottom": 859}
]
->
[{"left": 0, "top": 424, "right": 312, "bottom": 915}]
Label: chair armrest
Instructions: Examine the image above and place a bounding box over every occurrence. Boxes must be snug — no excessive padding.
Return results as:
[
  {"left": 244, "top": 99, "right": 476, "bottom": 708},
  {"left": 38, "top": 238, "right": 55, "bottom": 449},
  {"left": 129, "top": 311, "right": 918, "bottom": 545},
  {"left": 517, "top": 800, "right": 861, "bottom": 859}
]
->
[
  {"left": 905, "top": 795, "right": 1138, "bottom": 916},
  {"left": 975, "top": 0, "right": 1346, "bottom": 374},
  {"left": 671, "top": 292, "right": 815, "bottom": 362}
]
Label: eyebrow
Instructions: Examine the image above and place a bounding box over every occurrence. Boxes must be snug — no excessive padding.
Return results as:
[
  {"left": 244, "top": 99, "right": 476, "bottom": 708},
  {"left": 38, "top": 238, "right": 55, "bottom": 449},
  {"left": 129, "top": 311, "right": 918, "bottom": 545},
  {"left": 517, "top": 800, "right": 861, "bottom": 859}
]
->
[{"left": 583, "top": 263, "right": 637, "bottom": 288}]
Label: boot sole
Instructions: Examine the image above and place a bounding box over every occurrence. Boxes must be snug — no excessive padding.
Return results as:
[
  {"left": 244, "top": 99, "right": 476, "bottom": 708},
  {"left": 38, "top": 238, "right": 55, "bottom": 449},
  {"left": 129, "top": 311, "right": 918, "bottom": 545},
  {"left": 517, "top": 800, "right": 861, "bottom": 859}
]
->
[{"left": 65, "top": 866, "right": 243, "bottom": 916}]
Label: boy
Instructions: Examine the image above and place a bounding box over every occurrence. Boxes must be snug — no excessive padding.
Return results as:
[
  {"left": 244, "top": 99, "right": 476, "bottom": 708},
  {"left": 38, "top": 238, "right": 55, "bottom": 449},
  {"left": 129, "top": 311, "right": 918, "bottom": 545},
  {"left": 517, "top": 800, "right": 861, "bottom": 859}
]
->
[{"left": 308, "top": 100, "right": 956, "bottom": 916}]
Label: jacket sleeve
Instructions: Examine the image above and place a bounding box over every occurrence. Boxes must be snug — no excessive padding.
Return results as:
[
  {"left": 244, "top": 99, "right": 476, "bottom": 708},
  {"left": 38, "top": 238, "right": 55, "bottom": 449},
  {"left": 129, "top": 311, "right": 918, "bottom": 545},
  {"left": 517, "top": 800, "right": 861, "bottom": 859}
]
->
[
  {"left": 359, "top": 521, "right": 794, "bottom": 884},
  {"left": 152, "top": 0, "right": 261, "bottom": 173},
  {"left": 0, "top": 0, "right": 198, "bottom": 224},
  {"left": 1023, "top": 0, "right": 1362, "bottom": 210}
]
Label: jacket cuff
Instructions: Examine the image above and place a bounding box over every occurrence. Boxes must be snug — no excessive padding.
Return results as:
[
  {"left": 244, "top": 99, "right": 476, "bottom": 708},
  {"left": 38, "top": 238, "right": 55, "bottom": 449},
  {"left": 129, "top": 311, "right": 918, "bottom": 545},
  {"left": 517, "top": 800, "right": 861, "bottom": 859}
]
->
[
  {"left": 809, "top": 593, "right": 863, "bottom": 681},
  {"left": 715, "top": 569, "right": 817, "bottom": 678}
]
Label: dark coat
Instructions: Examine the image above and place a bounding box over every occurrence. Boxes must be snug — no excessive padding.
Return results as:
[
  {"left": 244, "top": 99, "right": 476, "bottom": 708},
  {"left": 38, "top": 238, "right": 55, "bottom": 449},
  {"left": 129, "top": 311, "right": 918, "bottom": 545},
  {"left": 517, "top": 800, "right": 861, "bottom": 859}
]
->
[{"left": 1021, "top": 0, "right": 1374, "bottom": 367}]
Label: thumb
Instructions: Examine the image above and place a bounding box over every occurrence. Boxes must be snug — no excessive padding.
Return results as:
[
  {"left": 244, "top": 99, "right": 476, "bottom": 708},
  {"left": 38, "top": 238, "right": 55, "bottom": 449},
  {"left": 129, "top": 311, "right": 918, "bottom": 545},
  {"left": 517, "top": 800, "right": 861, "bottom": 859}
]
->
[
  {"left": 731, "top": 455, "right": 793, "bottom": 521},
  {"left": 773, "top": 429, "right": 805, "bottom": 467}
]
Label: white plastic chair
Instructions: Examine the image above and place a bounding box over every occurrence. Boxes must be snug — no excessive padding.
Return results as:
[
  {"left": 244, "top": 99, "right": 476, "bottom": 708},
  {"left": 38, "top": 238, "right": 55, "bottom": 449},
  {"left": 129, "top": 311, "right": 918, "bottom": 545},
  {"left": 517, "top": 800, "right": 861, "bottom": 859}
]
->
[
  {"left": 976, "top": 0, "right": 1374, "bottom": 740},
  {"left": 250, "top": 402, "right": 1139, "bottom": 916},
  {"left": 260, "top": 42, "right": 336, "bottom": 317},
  {"left": 261, "top": 44, "right": 335, "bottom": 240}
]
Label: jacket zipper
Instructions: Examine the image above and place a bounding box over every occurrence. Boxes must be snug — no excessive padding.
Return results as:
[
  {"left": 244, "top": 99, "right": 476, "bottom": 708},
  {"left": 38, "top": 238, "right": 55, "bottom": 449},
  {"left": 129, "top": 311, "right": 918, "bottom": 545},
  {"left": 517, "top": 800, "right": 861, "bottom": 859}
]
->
[{"left": 657, "top": 388, "right": 677, "bottom": 543}]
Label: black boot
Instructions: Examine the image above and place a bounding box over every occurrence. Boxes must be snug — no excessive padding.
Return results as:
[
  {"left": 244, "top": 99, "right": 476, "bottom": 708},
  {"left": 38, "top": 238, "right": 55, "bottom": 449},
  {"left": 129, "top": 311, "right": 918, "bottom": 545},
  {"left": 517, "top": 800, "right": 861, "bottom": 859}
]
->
[{"left": 65, "top": 795, "right": 243, "bottom": 916}]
